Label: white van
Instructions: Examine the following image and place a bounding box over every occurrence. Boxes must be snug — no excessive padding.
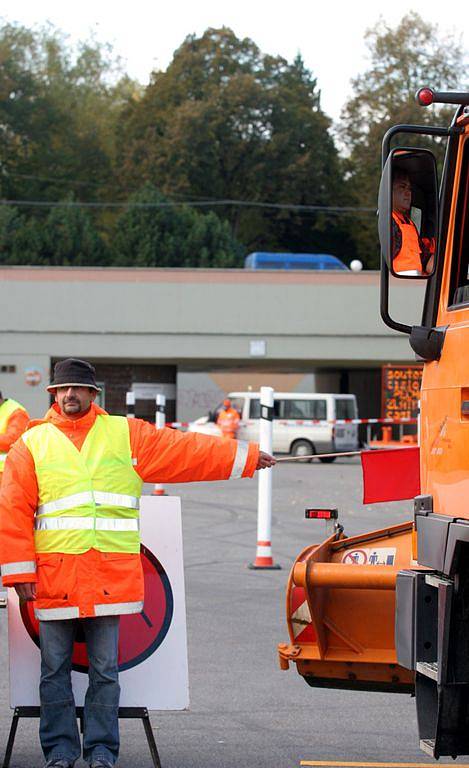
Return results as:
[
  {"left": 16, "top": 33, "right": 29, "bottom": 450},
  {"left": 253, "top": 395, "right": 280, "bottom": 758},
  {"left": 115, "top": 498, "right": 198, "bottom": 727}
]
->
[{"left": 188, "top": 392, "right": 360, "bottom": 461}]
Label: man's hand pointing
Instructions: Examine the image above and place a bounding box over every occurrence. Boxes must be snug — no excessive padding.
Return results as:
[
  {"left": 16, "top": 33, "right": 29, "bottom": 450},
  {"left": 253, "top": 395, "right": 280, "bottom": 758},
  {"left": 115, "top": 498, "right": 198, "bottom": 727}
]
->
[{"left": 256, "top": 451, "right": 276, "bottom": 470}]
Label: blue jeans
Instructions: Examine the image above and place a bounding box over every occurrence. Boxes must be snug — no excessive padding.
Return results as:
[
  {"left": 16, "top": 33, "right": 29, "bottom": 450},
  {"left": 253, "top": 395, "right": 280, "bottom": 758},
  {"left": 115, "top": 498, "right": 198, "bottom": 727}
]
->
[{"left": 39, "top": 616, "right": 120, "bottom": 765}]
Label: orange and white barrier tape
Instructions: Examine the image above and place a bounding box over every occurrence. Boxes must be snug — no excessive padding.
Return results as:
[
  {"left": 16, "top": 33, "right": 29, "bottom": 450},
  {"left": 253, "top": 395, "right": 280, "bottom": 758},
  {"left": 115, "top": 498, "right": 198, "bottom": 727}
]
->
[{"left": 164, "top": 418, "right": 417, "bottom": 429}]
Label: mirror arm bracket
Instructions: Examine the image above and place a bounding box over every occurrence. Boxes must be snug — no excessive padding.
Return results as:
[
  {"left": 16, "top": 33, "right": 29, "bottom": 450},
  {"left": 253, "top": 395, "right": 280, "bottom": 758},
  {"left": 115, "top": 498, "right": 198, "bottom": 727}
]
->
[
  {"left": 380, "top": 262, "right": 447, "bottom": 360},
  {"left": 380, "top": 261, "right": 412, "bottom": 334},
  {"left": 409, "top": 325, "right": 447, "bottom": 361},
  {"left": 382, "top": 124, "right": 450, "bottom": 166}
]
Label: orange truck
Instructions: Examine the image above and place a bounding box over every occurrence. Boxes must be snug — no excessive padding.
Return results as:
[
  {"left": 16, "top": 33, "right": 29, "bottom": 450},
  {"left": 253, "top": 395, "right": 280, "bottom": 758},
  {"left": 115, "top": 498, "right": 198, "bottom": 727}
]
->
[{"left": 278, "top": 87, "right": 469, "bottom": 760}]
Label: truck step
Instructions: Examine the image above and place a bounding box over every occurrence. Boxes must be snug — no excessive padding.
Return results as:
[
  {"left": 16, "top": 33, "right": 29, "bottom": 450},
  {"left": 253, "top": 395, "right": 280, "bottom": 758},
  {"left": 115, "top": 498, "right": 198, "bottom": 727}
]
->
[
  {"left": 425, "top": 574, "right": 452, "bottom": 589},
  {"left": 419, "top": 739, "right": 436, "bottom": 757},
  {"left": 416, "top": 661, "right": 438, "bottom": 680}
]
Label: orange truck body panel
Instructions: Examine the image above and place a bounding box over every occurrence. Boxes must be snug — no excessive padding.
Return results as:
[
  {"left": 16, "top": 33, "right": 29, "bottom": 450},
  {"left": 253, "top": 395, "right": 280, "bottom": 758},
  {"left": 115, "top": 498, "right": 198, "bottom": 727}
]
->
[
  {"left": 419, "top": 127, "right": 469, "bottom": 519},
  {"left": 279, "top": 97, "right": 469, "bottom": 757},
  {"left": 279, "top": 122, "right": 469, "bottom": 696}
]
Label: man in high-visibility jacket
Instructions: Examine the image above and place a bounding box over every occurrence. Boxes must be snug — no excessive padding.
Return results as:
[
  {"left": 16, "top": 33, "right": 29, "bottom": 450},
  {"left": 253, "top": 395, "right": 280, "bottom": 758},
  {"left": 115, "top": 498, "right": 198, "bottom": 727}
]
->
[
  {"left": 216, "top": 398, "right": 241, "bottom": 439},
  {"left": 392, "top": 170, "right": 434, "bottom": 275},
  {"left": 0, "top": 359, "right": 274, "bottom": 768},
  {"left": 0, "top": 392, "right": 29, "bottom": 483}
]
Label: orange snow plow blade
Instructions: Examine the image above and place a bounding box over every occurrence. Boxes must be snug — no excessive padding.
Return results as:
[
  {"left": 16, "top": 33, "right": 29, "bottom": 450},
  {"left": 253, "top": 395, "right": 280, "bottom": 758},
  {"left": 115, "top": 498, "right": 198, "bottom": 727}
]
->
[{"left": 278, "top": 521, "right": 416, "bottom": 693}]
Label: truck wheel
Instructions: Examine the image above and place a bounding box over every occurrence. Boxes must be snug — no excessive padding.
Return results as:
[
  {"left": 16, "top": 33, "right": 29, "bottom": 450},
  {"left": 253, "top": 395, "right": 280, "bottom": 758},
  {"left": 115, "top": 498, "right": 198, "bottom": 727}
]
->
[
  {"left": 290, "top": 440, "right": 314, "bottom": 462},
  {"left": 319, "top": 455, "right": 336, "bottom": 463}
]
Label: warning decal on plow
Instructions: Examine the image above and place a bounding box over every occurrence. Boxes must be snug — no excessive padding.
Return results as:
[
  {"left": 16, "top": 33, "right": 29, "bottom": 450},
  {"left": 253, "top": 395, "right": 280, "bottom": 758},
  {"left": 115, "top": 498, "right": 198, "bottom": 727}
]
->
[{"left": 342, "top": 547, "right": 396, "bottom": 566}]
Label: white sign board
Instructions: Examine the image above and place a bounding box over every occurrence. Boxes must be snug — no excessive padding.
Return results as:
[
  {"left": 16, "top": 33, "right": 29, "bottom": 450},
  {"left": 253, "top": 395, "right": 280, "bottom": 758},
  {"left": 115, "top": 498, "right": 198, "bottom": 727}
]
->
[
  {"left": 8, "top": 496, "right": 189, "bottom": 710},
  {"left": 249, "top": 340, "right": 266, "bottom": 357},
  {"left": 132, "top": 383, "right": 176, "bottom": 400}
]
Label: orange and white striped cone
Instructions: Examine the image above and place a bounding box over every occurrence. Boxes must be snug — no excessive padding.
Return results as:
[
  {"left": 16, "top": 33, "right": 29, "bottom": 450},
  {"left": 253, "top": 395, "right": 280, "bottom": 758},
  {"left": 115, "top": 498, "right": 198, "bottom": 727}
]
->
[
  {"left": 250, "top": 539, "right": 280, "bottom": 569},
  {"left": 152, "top": 394, "right": 167, "bottom": 496}
]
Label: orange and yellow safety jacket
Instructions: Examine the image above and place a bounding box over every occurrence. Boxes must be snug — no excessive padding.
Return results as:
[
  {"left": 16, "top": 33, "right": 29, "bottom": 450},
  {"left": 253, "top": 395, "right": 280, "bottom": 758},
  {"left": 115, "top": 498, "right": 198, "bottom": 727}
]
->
[
  {"left": 0, "top": 398, "right": 29, "bottom": 475},
  {"left": 0, "top": 402, "right": 259, "bottom": 620}
]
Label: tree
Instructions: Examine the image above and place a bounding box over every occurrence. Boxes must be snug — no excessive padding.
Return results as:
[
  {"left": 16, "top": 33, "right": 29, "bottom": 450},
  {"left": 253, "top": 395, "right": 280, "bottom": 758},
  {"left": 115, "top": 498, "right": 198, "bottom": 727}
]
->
[
  {"left": 112, "top": 184, "right": 242, "bottom": 267},
  {"left": 116, "top": 28, "right": 351, "bottom": 256},
  {"left": 0, "top": 205, "right": 46, "bottom": 264},
  {"left": 341, "top": 12, "right": 466, "bottom": 267},
  {"left": 41, "top": 201, "right": 108, "bottom": 265},
  {"left": 0, "top": 200, "right": 107, "bottom": 265},
  {"left": 0, "top": 22, "right": 138, "bottom": 204}
]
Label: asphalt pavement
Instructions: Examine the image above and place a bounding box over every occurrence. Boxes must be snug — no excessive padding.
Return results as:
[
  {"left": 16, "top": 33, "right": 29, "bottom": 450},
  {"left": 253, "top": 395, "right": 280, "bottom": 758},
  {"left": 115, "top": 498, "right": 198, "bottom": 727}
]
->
[{"left": 0, "top": 459, "right": 442, "bottom": 767}]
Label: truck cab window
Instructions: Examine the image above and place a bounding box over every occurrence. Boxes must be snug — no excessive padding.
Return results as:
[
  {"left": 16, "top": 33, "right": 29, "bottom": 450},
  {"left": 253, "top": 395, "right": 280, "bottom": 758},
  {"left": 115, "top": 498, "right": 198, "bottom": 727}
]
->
[{"left": 449, "top": 138, "right": 469, "bottom": 306}]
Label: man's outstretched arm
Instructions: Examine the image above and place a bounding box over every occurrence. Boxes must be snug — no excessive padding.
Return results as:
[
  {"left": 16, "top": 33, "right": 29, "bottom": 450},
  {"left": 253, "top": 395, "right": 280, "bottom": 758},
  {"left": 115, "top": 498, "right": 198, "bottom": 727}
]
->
[{"left": 129, "top": 419, "right": 275, "bottom": 484}]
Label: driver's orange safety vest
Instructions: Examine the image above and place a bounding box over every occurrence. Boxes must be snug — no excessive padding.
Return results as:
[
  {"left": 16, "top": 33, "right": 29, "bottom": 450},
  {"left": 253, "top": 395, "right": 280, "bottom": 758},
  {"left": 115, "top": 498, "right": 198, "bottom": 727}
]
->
[{"left": 392, "top": 211, "right": 424, "bottom": 273}]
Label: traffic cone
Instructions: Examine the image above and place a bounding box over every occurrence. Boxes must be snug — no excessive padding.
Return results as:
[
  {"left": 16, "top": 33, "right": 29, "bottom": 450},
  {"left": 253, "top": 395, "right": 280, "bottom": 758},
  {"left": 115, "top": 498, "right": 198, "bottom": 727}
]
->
[{"left": 249, "top": 540, "right": 281, "bottom": 569}]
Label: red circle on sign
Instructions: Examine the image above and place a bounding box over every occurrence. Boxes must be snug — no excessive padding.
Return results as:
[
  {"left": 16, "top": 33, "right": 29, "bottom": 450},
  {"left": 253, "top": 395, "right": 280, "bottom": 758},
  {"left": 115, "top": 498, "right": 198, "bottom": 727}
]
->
[
  {"left": 20, "top": 545, "right": 173, "bottom": 673},
  {"left": 343, "top": 549, "right": 367, "bottom": 565}
]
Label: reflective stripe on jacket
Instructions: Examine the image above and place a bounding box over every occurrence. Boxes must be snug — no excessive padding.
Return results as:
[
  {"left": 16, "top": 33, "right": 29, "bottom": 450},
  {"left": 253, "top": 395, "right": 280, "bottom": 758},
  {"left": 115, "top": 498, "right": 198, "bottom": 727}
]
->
[
  {"left": 23, "top": 415, "right": 143, "bottom": 554},
  {"left": 0, "top": 399, "right": 29, "bottom": 472},
  {"left": 0, "top": 402, "right": 259, "bottom": 619},
  {"left": 392, "top": 211, "right": 423, "bottom": 273}
]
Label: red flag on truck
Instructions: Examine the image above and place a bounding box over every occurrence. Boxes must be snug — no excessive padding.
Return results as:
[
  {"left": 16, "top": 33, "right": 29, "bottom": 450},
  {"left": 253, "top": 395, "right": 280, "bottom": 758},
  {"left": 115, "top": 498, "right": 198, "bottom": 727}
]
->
[{"left": 361, "top": 447, "right": 420, "bottom": 504}]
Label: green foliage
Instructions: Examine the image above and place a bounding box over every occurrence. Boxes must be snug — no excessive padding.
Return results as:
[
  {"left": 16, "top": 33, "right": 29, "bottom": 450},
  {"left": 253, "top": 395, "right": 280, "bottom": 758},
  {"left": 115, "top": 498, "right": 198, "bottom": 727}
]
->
[
  {"left": 0, "top": 21, "right": 137, "bottom": 204},
  {"left": 341, "top": 12, "right": 466, "bottom": 267},
  {"left": 1, "top": 17, "right": 467, "bottom": 269},
  {"left": 0, "top": 201, "right": 107, "bottom": 265},
  {"left": 112, "top": 184, "right": 242, "bottom": 267},
  {"left": 116, "top": 28, "right": 353, "bottom": 256},
  {"left": 41, "top": 201, "right": 108, "bottom": 265}
]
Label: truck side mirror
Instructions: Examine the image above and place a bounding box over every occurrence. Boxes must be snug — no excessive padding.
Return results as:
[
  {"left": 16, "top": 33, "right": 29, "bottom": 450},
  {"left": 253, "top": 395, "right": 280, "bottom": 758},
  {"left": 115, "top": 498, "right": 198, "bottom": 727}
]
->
[{"left": 378, "top": 148, "right": 438, "bottom": 279}]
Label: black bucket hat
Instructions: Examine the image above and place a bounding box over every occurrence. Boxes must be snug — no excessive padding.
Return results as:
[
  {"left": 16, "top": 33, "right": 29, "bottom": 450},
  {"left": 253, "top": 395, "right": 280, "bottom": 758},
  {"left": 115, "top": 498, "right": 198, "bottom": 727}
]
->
[{"left": 47, "top": 358, "right": 101, "bottom": 392}]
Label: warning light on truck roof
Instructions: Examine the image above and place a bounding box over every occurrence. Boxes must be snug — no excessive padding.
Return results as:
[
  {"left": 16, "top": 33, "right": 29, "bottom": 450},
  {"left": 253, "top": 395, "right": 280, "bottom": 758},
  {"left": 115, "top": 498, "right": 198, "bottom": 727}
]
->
[
  {"left": 304, "top": 508, "right": 338, "bottom": 520},
  {"left": 416, "top": 87, "right": 434, "bottom": 106}
]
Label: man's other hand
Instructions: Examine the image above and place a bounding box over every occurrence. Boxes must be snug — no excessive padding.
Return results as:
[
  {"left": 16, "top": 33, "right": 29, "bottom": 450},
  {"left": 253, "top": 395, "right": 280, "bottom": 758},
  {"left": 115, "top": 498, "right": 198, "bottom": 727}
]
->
[
  {"left": 14, "top": 583, "right": 37, "bottom": 601},
  {"left": 256, "top": 451, "right": 276, "bottom": 470}
]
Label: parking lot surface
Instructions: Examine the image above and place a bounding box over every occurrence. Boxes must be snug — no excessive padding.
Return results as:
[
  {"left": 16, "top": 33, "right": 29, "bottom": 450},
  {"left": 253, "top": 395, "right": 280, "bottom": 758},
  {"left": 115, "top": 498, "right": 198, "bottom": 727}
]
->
[{"left": 0, "top": 459, "right": 439, "bottom": 767}]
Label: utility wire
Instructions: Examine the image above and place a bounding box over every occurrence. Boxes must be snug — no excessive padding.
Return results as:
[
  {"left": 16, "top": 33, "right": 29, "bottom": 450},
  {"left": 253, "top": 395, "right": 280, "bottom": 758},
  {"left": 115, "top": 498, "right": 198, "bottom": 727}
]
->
[
  {"left": 0, "top": 198, "right": 376, "bottom": 215},
  {"left": 5, "top": 172, "right": 221, "bottom": 201}
]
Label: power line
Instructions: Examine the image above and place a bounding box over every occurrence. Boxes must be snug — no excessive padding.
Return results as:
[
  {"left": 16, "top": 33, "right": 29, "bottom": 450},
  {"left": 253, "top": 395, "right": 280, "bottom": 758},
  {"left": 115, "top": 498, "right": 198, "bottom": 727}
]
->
[
  {"left": 0, "top": 198, "right": 376, "bottom": 215},
  {"left": 5, "top": 172, "right": 222, "bottom": 202}
]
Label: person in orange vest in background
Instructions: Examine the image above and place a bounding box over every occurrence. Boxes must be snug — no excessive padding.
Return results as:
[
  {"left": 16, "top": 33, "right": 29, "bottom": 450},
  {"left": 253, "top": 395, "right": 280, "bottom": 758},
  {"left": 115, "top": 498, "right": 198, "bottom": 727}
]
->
[
  {"left": 0, "top": 391, "right": 29, "bottom": 484},
  {"left": 216, "top": 398, "right": 241, "bottom": 439},
  {"left": 392, "top": 170, "right": 434, "bottom": 275},
  {"left": 0, "top": 359, "right": 274, "bottom": 768}
]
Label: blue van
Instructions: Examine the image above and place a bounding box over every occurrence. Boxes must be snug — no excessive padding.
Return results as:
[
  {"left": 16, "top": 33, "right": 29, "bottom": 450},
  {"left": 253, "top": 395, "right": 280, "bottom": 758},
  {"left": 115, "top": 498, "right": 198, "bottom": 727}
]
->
[{"left": 244, "top": 252, "right": 348, "bottom": 270}]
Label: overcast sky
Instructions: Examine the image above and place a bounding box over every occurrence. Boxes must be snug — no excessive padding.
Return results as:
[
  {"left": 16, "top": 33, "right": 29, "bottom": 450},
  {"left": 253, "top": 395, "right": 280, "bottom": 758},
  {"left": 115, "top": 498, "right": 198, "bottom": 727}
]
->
[{"left": 3, "top": 0, "right": 467, "bottom": 122}]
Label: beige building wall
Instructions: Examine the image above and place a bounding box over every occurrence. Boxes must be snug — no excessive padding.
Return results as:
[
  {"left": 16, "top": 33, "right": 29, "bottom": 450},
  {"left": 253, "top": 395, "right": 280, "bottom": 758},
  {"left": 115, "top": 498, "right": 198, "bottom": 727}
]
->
[{"left": 0, "top": 266, "right": 426, "bottom": 419}]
